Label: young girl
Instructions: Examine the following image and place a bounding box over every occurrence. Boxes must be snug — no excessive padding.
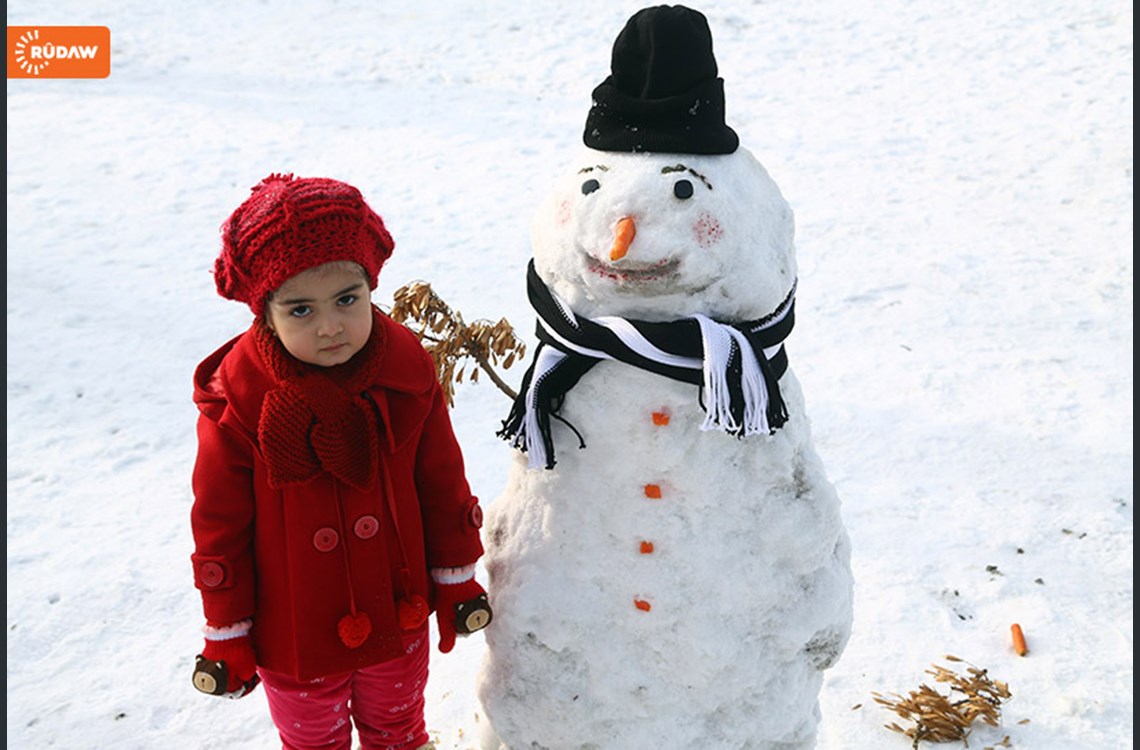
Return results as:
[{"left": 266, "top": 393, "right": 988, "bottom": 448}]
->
[{"left": 188, "top": 173, "right": 491, "bottom": 750}]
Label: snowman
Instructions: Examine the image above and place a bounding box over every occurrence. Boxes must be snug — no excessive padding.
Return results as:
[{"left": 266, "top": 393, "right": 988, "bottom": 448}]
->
[{"left": 477, "top": 6, "right": 853, "bottom": 749}]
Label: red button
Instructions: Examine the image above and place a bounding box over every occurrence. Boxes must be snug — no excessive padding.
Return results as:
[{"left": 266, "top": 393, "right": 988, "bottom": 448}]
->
[
  {"left": 354, "top": 515, "right": 379, "bottom": 539},
  {"left": 199, "top": 562, "right": 224, "bottom": 588},
  {"left": 468, "top": 502, "right": 484, "bottom": 529},
  {"left": 313, "top": 527, "right": 339, "bottom": 552}
]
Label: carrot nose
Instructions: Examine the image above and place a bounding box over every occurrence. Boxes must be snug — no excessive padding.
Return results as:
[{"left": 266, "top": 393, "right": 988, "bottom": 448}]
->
[{"left": 609, "top": 216, "right": 636, "bottom": 261}]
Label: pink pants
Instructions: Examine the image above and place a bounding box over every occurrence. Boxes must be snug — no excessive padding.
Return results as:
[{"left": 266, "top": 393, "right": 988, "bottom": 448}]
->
[{"left": 257, "top": 627, "right": 431, "bottom": 750}]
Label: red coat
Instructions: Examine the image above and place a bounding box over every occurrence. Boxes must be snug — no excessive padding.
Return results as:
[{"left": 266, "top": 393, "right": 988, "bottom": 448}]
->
[{"left": 190, "top": 311, "right": 484, "bottom": 680}]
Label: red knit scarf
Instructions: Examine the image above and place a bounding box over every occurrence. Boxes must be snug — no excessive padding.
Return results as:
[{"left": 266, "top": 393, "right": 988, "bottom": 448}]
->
[{"left": 254, "top": 307, "right": 386, "bottom": 489}]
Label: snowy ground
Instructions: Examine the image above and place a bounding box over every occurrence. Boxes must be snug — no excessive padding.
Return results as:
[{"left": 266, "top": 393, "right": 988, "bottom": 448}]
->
[{"left": 6, "top": 2, "right": 1132, "bottom": 749}]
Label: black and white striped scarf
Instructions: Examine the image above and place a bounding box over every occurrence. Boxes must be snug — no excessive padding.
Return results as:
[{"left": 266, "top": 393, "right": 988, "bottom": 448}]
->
[{"left": 498, "top": 259, "right": 796, "bottom": 469}]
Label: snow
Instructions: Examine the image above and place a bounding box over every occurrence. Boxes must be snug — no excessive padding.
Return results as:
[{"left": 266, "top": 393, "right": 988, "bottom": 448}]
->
[{"left": 5, "top": 2, "right": 1132, "bottom": 749}]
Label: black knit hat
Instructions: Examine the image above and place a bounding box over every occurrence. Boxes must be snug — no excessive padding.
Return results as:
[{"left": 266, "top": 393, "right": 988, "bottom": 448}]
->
[{"left": 584, "top": 5, "right": 739, "bottom": 155}]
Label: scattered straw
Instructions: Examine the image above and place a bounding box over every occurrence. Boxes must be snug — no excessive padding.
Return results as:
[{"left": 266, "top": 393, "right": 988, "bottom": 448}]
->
[
  {"left": 872, "top": 655, "right": 1013, "bottom": 749},
  {"left": 388, "top": 281, "right": 526, "bottom": 406}
]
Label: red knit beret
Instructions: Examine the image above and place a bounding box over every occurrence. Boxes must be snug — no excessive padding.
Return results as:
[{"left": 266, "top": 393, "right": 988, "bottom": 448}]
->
[{"left": 214, "top": 173, "right": 395, "bottom": 315}]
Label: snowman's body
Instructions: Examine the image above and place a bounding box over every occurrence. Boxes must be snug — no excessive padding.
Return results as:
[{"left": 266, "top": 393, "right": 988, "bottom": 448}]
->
[{"left": 478, "top": 147, "right": 853, "bottom": 750}]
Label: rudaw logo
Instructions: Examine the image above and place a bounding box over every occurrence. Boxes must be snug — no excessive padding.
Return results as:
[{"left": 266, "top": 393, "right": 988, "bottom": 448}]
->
[{"left": 7, "top": 26, "right": 110, "bottom": 78}]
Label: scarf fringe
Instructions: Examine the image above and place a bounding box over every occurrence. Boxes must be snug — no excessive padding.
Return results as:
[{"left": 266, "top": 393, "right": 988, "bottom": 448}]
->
[
  {"left": 695, "top": 314, "right": 752, "bottom": 434},
  {"left": 498, "top": 345, "right": 589, "bottom": 470}
]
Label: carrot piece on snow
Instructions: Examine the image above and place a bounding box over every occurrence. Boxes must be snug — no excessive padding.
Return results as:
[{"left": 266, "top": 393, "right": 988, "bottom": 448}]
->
[
  {"left": 1010, "top": 623, "right": 1028, "bottom": 656},
  {"left": 634, "top": 597, "right": 652, "bottom": 612}
]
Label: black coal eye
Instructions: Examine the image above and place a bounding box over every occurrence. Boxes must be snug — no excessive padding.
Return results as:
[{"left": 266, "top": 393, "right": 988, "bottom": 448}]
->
[
  {"left": 581, "top": 178, "right": 601, "bottom": 195},
  {"left": 673, "top": 179, "right": 694, "bottom": 200}
]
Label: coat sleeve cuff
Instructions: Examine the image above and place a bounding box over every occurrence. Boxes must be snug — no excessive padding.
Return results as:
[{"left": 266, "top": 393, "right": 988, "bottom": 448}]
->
[
  {"left": 430, "top": 565, "right": 476, "bottom": 585},
  {"left": 203, "top": 619, "right": 253, "bottom": 641}
]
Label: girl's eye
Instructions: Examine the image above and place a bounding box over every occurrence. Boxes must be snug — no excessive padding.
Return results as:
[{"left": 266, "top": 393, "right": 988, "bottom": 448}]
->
[
  {"left": 673, "top": 179, "right": 694, "bottom": 200},
  {"left": 289, "top": 305, "right": 312, "bottom": 319},
  {"left": 337, "top": 294, "right": 358, "bottom": 307},
  {"left": 581, "top": 178, "right": 600, "bottom": 195}
]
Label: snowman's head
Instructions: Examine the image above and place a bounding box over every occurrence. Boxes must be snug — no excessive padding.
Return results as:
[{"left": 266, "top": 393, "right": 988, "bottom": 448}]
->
[{"left": 530, "top": 145, "right": 797, "bottom": 322}]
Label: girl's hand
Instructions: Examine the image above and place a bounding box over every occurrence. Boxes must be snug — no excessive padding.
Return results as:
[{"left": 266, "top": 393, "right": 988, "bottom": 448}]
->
[
  {"left": 193, "top": 629, "right": 259, "bottom": 699},
  {"left": 432, "top": 578, "right": 493, "bottom": 653}
]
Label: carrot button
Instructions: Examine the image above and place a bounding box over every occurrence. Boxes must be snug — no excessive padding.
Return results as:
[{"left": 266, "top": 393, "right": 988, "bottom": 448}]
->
[
  {"left": 643, "top": 484, "right": 662, "bottom": 499},
  {"left": 634, "top": 598, "right": 652, "bottom": 612},
  {"left": 639, "top": 541, "right": 654, "bottom": 554},
  {"left": 651, "top": 410, "right": 670, "bottom": 426}
]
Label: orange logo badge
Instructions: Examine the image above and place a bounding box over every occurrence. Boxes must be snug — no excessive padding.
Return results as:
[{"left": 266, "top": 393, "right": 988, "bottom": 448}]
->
[{"left": 8, "top": 26, "right": 110, "bottom": 78}]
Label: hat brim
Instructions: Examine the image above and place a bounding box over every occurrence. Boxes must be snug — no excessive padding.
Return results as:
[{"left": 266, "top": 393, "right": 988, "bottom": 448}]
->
[{"left": 584, "top": 76, "right": 739, "bottom": 155}]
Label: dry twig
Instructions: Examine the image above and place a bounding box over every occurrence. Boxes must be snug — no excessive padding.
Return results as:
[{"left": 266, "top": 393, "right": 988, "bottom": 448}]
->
[
  {"left": 872, "top": 655, "right": 1012, "bottom": 749},
  {"left": 388, "top": 281, "right": 526, "bottom": 406}
]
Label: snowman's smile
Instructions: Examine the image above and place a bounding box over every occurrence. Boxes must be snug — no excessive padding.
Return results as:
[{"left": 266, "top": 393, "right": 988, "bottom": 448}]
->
[{"left": 585, "top": 253, "right": 680, "bottom": 283}]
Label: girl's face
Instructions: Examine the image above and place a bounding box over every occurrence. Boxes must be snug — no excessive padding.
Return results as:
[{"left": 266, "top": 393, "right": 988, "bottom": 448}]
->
[{"left": 265, "top": 262, "right": 373, "bottom": 367}]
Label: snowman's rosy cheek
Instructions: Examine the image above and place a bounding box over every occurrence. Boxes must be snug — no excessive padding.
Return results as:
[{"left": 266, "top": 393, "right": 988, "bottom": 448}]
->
[
  {"left": 693, "top": 210, "right": 724, "bottom": 248},
  {"left": 556, "top": 198, "right": 572, "bottom": 226}
]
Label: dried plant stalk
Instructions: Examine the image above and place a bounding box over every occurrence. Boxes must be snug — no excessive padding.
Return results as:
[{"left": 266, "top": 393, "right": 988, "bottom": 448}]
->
[
  {"left": 388, "top": 281, "right": 526, "bottom": 407},
  {"left": 872, "top": 655, "right": 1013, "bottom": 749}
]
